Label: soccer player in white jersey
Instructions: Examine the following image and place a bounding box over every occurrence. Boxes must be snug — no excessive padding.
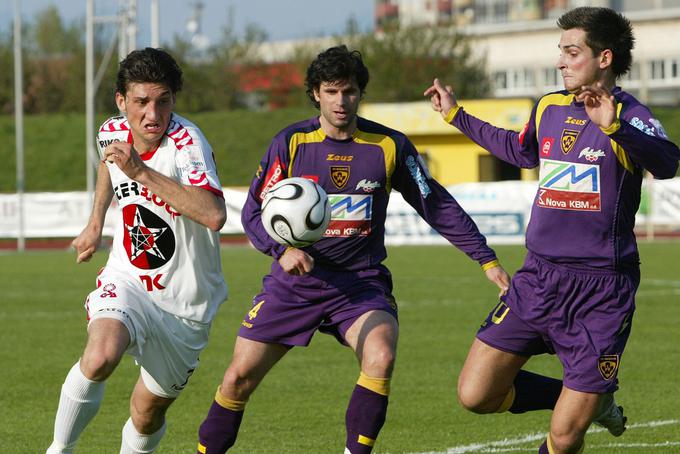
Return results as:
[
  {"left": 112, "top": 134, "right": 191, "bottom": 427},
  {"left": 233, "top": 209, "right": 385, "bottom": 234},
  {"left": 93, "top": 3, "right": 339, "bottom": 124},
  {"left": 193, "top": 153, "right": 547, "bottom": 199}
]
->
[{"left": 46, "top": 48, "right": 228, "bottom": 454}]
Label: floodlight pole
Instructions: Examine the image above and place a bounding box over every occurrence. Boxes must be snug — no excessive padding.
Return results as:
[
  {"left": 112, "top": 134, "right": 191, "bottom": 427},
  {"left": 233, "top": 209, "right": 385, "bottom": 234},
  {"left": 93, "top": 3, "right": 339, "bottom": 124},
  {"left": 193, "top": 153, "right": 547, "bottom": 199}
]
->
[
  {"left": 14, "top": 0, "right": 25, "bottom": 252},
  {"left": 151, "top": 0, "right": 160, "bottom": 47},
  {"left": 86, "top": 0, "right": 95, "bottom": 199}
]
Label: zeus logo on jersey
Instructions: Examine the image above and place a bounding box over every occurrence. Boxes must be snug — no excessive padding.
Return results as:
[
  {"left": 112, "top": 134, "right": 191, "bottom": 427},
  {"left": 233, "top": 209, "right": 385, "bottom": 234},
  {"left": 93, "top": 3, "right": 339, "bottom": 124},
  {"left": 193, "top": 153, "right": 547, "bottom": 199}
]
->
[
  {"left": 324, "top": 194, "right": 372, "bottom": 237},
  {"left": 537, "top": 159, "right": 601, "bottom": 211}
]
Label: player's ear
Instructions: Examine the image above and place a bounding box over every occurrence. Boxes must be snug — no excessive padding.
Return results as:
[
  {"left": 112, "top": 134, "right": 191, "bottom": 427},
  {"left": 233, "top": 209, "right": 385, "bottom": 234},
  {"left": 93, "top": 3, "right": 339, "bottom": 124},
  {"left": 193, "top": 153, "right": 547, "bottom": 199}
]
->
[
  {"left": 313, "top": 87, "right": 321, "bottom": 103},
  {"left": 115, "top": 92, "right": 126, "bottom": 113},
  {"left": 599, "top": 49, "right": 613, "bottom": 70}
]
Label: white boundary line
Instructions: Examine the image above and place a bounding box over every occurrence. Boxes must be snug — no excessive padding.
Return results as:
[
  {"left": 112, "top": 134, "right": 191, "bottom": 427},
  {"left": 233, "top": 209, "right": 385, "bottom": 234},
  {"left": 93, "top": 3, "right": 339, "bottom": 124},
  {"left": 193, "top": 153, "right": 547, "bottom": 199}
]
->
[{"left": 409, "top": 419, "right": 680, "bottom": 454}]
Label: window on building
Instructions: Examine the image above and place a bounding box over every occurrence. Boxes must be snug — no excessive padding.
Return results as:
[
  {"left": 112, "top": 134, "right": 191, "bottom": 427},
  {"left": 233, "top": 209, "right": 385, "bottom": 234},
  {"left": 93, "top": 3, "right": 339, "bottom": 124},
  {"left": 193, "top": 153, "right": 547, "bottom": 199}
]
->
[
  {"left": 650, "top": 59, "right": 666, "bottom": 81},
  {"left": 542, "top": 67, "right": 561, "bottom": 88},
  {"left": 493, "top": 71, "right": 508, "bottom": 90}
]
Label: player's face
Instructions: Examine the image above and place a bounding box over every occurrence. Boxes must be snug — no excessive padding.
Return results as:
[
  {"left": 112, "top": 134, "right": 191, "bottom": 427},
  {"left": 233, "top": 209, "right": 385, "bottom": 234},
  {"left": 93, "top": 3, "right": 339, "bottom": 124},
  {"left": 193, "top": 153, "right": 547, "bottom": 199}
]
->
[
  {"left": 556, "top": 28, "right": 607, "bottom": 94},
  {"left": 116, "top": 82, "right": 175, "bottom": 152},
  {"left": 314, "top": 78, "right": 361, "bottom": 139}
]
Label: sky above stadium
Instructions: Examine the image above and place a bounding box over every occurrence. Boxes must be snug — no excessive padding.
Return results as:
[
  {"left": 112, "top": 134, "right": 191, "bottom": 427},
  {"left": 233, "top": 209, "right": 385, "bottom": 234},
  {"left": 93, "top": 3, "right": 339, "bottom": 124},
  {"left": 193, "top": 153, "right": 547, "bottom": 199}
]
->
[{"left": 1, "top": 0, "right": 375, "bottom": 45}]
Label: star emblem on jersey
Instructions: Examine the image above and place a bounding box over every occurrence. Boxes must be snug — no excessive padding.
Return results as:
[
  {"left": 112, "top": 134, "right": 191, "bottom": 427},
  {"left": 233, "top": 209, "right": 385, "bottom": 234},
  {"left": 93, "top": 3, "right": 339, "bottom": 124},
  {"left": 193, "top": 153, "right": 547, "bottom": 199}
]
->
[
  {"left": 560, "top": 129, "right": 580, "bottom": 155},
  {"left": 330, "top": 166, "right": 350, "bottom": 189},
  {"left": 122, "top": 204, "right": 175, "bottom": 269}
]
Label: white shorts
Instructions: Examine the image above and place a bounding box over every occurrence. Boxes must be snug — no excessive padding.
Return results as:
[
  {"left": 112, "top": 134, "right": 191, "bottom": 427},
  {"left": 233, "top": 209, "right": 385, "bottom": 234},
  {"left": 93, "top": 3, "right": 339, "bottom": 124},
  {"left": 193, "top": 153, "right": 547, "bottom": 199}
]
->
[{"left": 85, "top": 270, "right": 211, "bottom": 398}]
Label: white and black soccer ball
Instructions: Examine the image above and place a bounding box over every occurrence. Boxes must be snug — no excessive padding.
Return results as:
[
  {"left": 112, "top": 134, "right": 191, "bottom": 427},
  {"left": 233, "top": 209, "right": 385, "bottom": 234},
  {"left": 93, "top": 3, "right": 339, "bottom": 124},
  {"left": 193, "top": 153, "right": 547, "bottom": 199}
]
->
[{"left": 261, "top": 177, "right": 331, "bottom": 247}]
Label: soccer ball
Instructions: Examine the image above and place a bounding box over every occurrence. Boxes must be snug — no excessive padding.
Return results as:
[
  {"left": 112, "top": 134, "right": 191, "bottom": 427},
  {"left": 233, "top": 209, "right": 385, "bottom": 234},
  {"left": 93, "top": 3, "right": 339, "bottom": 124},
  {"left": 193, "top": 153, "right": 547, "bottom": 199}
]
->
[{"left": 261, "top": 177, "right": 331, "bottom": 247}]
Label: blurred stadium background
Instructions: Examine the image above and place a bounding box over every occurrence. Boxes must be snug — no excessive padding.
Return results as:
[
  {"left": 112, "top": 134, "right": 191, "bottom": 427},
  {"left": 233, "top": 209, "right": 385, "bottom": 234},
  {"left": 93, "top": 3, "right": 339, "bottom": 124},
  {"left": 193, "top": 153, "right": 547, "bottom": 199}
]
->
[{"left": 1, "top": 1, "right": 679, "bottom": 453}]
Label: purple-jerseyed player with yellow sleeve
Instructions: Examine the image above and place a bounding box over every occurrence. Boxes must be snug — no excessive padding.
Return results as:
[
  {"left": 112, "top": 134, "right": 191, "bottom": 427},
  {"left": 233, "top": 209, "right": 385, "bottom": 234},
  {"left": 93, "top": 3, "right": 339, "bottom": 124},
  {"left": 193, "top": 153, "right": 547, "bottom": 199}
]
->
[
  {"left": 425, "top": 6, "right": 680, "bottom": 454},
  {"left": 196, "top": 45, "right": 510, "bottom": 454}
]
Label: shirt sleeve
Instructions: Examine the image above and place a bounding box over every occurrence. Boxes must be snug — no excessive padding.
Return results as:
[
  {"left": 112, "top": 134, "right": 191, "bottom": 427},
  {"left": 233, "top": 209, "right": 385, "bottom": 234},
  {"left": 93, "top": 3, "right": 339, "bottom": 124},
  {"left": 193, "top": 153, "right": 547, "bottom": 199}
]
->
[
  {"left": 448, "top": 104, "right": 540, "bottom": 169},
  {"left": 241, "top": 134, "right": 290, "bottom": 259},
  {"left": 176, "top": 128, "right": 224, "bottom": 198},
  {"left": 391, "top": 135, "right": 498, "bottom": 267},
  {"left": 605, "top": 104, "right": 680, "bottom": 179}
]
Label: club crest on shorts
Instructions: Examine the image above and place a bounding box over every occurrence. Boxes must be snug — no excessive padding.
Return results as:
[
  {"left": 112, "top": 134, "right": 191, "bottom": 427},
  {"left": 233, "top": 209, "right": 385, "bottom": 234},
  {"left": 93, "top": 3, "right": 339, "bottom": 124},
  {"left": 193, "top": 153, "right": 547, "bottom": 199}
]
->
[
  {"left": 330, "top": 166, "right": 350, "bottom": 189},
  {"left": 561, "top": 129, "right": 580, "bottom": 154},
  {"left": 598, "top": 354, "right": 620, "bottom": 380}
]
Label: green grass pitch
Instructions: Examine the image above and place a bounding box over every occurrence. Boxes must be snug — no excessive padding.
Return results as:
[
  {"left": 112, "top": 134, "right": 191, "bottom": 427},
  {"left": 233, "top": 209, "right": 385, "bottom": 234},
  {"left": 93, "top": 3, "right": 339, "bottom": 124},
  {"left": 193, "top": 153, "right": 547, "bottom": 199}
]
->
[{"left": 1, "top": 243, "right": 678, "bottom": 453}]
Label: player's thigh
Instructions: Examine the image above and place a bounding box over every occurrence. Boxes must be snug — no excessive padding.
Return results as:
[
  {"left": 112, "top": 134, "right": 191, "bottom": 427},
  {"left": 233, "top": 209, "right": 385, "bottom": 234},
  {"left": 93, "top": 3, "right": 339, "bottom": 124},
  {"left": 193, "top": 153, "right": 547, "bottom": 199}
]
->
[
  {"left": 137, "top": 311, "right": 210, "bottom": 399},
  {"left": 458, "top": 338, "right": 528, "bottom": 402},
  {"left": 80, "top": 318, "right": 131, "bottom": 380},
  {"left": 345, "top": 310, "right": 398, "bottom": 376}
]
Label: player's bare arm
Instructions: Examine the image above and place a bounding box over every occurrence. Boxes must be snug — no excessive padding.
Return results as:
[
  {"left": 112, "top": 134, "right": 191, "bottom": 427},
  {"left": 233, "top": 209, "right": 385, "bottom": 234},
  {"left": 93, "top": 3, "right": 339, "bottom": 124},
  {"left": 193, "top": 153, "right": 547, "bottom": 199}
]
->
[
  {"left": 484, "top": 264, "right": 511, "bottom": 297},
  {"left": 72, "top": 161, "right": 114, "bottom": 263},
  {"left": 575, "top": 82, "right": 617, "bottom": 129},
  {"left": 104, "top": 142, "right": 226, "bottom": 232},
  {"left": 278, "top": 247, "right": 314, "bottom": 276},
  {"left": 423, "top": 78, "right": 458, "bottom": 118}
]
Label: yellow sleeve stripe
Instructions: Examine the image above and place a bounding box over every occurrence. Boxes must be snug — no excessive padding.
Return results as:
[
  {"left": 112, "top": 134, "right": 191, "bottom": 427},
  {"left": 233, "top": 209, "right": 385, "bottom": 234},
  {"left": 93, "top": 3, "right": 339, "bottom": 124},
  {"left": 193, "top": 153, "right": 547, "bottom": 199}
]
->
[
  {"left": 535, "top": 93, "right": 574, "bottom": 134},
  {"left": 495, "top": 385, "right": 515, "bottom": 413},
  {"left": 197, "top": 443, "right": 207, "bottom": 453},
  {"left": 358, "top": 372, "right": 391, "bottom": 396},
  {"left": 353, "top": 129, "right": 397, "bottom": 193},
  {"left": 481, "top": 259, "right": 500, "bottom": 272},
  {"left": 214, "top": 386, "right": 247, "bottom": 411},
  {"left": 358, "top": 435, "right": 376, "bottom": 446},
  {"left": 444, "top": 105, "right": 462, "bottom": 123},
  {"left": 608, "top": 103, "right": 635, "bottom": 174},
  {"left": 600, "top": 118, "right": 621, "bottom": 135},
  {"left": 288, "top": 127, "right": 326, "bottom": 177}
]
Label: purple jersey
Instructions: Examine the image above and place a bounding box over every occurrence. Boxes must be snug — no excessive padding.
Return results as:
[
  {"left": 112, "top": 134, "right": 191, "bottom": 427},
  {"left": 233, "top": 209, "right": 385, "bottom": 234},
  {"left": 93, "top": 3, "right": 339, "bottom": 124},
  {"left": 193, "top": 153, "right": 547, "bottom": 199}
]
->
[
  {"left": 242, "top": 116, "right": 497, "bottom": 270},
  {"left": 449, "top": 88, "right": 680, "bottom": 270}
]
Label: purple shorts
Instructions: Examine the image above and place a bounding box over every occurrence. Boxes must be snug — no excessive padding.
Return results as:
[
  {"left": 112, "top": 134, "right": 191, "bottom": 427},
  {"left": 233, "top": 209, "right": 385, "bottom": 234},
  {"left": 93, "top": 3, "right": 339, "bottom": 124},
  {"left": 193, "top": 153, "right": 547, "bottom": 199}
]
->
[
  {"left": 477, "top": 252, "right": 639, "bottom": 393},
  {"left": 237, "top": 262, "right": 398, "bottom": 347}
]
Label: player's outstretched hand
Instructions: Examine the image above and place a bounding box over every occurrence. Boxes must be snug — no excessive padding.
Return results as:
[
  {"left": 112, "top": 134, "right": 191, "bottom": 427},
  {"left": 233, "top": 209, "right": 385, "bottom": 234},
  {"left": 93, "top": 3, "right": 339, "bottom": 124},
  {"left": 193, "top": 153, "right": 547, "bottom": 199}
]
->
[
  {"left": 423, "top": 78, "right": 458, "bottom": 118},
  {"left": 104, "top": 142, "right": 147, "bottom": 180},
  {"left": 575, "top": 82, "right": 616, "bottom": 129},
  {"left": 72, "top": 224, "right": 102, "bottom": 263},
  {"left": 279, "top": 247, "right": 315, "bottom": 276},
  {"left": 485, "top": 264, "right": 510, "bottom": 298}
]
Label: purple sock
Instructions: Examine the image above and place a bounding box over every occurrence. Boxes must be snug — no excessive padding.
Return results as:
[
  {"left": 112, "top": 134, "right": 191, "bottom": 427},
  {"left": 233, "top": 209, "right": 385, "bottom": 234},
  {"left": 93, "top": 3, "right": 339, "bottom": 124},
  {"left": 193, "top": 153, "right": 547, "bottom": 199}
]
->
[
  {"left": 538, "top": 439, "right": 549, "bottom": 453},
  {"left": 197, "top": 400, "right": 244, "bottom": 454},
  {"left": 345, "top": 384, "right": 388, "bottom": 454},
  {"left": 509, "top": 370, "right": 562, "bottom": 414}
]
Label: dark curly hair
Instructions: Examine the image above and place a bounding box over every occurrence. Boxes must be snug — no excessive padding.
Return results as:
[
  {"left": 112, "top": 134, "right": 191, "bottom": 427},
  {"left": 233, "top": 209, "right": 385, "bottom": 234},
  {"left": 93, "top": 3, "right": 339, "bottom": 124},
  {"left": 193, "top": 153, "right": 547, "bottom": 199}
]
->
[
  {"left": 557, "top": 7, "right": 635, "bottom": 78},
  {"left": 305, "top": 45, "right": 369, "bottom": 109},
  {"left": 116, "top": 47, "right": 183, "bottom": 95}
]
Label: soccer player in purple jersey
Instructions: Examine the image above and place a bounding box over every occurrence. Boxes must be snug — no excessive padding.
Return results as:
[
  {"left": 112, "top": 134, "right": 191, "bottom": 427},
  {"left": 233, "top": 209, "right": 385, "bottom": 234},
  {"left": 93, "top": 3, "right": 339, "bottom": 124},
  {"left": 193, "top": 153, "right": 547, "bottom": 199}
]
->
[
  {"left": 197, "top": 45, "right": 510, "bottom": 453},
  {"left": 425, "top": 6, "right": 680, "bottom": 454}
]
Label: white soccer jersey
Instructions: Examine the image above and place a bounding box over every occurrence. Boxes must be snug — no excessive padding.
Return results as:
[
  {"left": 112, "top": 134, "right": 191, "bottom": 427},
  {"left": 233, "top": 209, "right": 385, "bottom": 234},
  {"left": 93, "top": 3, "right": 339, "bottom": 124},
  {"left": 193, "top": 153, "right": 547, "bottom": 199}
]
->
[{"left": 96, "top": 113, "right": 228, "bottom": 323}]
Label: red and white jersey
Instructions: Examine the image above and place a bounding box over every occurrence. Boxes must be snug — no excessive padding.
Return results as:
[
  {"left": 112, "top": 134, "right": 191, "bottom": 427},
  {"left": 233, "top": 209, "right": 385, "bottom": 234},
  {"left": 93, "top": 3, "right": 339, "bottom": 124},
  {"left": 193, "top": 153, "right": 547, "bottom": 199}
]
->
[{"left": 96, "top": 113, "right": 228, "bottom": 323}]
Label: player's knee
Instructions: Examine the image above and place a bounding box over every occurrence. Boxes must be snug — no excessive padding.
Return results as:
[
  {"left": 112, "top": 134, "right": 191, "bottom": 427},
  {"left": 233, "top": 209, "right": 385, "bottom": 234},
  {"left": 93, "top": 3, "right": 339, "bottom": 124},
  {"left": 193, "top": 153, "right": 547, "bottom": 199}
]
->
[
  {"left": 362, "top": 346, "right": 396, "bottom": 376},
  {"left": 222, "top": 368, "right": 257, "bottom": 400},
  {"left": 130, "top": 403, "right": 166, "bottom": 435},
  {"left": 456, "top": 378, "right": 495, "bottom": 414},
  {"left": 79, "top": 351, "right": 121, "bottom": 381}
]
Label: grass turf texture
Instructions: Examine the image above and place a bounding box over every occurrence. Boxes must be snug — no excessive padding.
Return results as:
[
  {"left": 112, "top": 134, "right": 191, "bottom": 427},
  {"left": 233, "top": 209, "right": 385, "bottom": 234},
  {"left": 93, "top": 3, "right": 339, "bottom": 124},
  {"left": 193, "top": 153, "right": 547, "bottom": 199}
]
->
[{"left": 1, "top": 243, "right": 678, "bottom": 453}]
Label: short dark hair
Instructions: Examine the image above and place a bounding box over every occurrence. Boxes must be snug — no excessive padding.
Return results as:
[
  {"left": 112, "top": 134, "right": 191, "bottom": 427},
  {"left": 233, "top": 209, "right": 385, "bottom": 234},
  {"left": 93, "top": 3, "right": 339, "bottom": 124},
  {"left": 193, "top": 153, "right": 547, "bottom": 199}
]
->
[
  {"left": 116, "top": 47, "right": 183, "bottom": 96},
  {"left": 557, "top": 7, "right": 634, "bottom": 78},
  {"left": 305, "top": 45, "right": 370, "bottom": 108}
]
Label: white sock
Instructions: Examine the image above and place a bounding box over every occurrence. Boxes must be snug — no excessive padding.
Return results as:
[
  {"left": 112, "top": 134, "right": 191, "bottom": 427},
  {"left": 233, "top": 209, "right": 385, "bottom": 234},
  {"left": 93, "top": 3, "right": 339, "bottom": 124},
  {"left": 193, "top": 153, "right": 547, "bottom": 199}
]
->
[
  {"left": 119, "top": 417, "right": 166, "bottom": 454},
  {"left": 46, "top": 361, "right": 106, "bottom": 454}
]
